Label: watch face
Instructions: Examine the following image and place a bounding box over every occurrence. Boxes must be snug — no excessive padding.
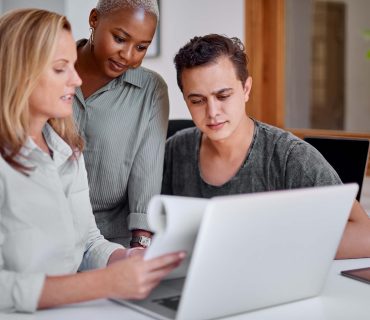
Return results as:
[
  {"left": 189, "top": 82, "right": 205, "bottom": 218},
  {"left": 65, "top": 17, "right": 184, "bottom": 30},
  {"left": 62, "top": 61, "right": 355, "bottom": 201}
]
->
[
  {"left": 140, "top": 237, "right": 151, "bottom": 247},
  {"left": 131, "top": 236, "right": 151, "bottom": 247}
]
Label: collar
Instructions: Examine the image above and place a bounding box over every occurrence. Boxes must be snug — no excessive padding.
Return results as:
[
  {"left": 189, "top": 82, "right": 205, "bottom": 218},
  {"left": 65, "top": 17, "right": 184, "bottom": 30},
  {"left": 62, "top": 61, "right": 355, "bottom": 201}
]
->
[
  {"left": 19, "top": 123, "right": 73, "bottom": 167},
  {"left": 116, "top": 68, "right": 144, "bottom": 89},
  {"left": 42, "top": 123, "right": 73, "bottom": 160},
  {"left": 19, "top": 136, "right": 39, "bottom": 158}
]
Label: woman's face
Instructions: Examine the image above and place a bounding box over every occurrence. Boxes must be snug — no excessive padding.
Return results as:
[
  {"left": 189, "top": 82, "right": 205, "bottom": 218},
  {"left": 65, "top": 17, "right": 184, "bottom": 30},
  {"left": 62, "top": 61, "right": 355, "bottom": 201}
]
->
[
  {"left": 89, "top": 7, "right": 157, "bottom": 79},
  {"left": 29, "top": 30, "right": 82, "bottom": 123}
]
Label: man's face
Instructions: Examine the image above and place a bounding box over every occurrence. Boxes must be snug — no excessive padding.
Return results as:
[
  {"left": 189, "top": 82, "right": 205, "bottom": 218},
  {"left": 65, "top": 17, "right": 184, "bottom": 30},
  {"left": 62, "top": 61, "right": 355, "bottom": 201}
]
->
[{"left": 181, "top": 56, "right": 252, "bottom": 141}]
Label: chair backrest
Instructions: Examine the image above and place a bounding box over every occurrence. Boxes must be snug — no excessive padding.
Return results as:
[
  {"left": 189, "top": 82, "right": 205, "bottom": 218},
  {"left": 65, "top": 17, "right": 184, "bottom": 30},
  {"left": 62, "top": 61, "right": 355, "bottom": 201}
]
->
[
  {"left": 167, "top": 119, "right": 195, "bottom": 139},
  {"left": 304, "top": 136, "right": 369, "bottom": 201}
]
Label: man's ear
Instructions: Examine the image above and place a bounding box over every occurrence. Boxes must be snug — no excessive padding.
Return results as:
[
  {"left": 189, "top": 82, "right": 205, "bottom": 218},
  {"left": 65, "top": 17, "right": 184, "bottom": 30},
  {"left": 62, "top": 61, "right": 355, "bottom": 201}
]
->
[
  {"left": 244, "top": 76, "right": 252, "bottom": 102},
  {"left": 89, "top": 8, "right": 99, "bottom": 29}
]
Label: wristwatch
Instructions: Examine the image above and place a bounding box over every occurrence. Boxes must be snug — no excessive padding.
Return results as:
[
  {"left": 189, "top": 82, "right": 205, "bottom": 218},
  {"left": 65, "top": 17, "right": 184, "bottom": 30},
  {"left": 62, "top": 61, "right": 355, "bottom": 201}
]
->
[{"left": 130, "top": 235, "right": 151, "bottom": 248}]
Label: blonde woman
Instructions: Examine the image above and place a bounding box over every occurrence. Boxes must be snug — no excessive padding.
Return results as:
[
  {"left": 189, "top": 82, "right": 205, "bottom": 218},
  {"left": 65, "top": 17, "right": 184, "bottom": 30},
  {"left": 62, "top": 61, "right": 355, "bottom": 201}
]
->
[{"left": 0, "top": 9, "right": 184, "bottom": 313}]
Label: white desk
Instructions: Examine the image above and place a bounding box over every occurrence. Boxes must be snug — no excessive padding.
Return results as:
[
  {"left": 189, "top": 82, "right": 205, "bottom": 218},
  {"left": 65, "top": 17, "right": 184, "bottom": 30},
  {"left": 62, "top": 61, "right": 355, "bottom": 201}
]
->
[{"left": 2, "top": 258, "right": 370, "bottom": 320}]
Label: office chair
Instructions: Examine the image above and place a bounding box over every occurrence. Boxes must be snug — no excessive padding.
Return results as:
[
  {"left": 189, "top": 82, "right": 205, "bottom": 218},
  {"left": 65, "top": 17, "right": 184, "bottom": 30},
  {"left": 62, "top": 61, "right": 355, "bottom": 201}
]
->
[
  {"left": 167, "top": 119, "right": 195, "bottom": 139},
  {"left": 304, "top": 136, "right": 370, "bottom": 201}
]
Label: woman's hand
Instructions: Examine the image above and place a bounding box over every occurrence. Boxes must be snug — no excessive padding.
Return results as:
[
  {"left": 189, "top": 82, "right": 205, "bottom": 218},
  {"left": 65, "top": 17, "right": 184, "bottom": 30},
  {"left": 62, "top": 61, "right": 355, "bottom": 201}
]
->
[
  {"left": 37, "top": 251, "right": 185, "bottom": 310},
  {"left": 107, "top": 247, "right": 145, "bottom": 265},
  {"left": 105, "top": 251, "right": 185, "bottom": 300}
]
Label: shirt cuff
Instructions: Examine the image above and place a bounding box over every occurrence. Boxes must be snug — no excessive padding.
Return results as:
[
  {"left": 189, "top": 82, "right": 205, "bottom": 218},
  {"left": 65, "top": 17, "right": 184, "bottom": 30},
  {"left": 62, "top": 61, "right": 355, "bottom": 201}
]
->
[
  {"left": 82, "top": 241, "right": 124, "bottom": 270},
  {"left": 128, "top": 212, "right": 152, "bottom": 232},
  {"left": 14, "top": 272, "right": 46, "bottom": 313}
]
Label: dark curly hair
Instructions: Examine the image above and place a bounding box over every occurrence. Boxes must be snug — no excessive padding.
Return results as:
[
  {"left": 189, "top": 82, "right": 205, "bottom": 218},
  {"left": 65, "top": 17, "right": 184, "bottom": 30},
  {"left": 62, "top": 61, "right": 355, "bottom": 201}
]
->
[{"left": 174, "top": 34, "right": 249, "bottom": 91}]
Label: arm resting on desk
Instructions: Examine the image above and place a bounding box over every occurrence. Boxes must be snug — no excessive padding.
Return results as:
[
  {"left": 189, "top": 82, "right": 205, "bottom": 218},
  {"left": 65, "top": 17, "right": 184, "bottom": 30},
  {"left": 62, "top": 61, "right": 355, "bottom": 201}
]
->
[
  {"left": 37, "top": 251, "right": 184, "bottom": 310},
  {"left": 336, "top": 200, "right": 370, "bottom": 259}
]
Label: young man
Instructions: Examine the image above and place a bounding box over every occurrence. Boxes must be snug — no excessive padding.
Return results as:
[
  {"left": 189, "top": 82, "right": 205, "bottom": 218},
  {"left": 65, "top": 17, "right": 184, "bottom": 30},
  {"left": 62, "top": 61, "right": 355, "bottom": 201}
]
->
[{"left": 162, "top": 34, "right": 370, "bottom": 259}]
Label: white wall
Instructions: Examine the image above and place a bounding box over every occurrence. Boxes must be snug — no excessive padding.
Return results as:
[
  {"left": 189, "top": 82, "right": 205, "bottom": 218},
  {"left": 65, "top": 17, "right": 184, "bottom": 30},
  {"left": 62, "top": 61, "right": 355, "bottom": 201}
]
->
[
  {"left": 285, "top": 0, "right": 312, "bottom": 129},
  {"left": 0, "top": 0, "right": 92, "bottom": 39},
  {"left": 65, "top": 0, "right": 97, "bottom": 40},
  {"left": 1, "top": 0, "right": 64, "bottom": 13}
]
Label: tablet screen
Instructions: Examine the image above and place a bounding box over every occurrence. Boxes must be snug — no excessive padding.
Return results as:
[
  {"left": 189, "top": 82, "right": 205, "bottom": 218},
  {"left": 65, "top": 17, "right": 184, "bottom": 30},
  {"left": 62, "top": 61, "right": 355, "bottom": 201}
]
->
[{"left": 341, "top": 267, "right": 370, "bottom": 284}]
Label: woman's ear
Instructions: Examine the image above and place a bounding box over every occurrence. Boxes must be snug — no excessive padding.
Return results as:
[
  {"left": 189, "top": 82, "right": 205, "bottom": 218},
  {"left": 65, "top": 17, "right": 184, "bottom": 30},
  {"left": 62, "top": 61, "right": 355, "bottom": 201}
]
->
[{"left": 89, "top": 8, "right": 99, "bottom": 29}]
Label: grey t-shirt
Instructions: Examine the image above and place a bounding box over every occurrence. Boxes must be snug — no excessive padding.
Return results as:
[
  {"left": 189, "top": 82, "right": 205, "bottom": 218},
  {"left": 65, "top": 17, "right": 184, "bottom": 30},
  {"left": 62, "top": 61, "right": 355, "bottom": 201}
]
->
[{"left": 162, "top": 120, "right": 341, "bottom": 198}]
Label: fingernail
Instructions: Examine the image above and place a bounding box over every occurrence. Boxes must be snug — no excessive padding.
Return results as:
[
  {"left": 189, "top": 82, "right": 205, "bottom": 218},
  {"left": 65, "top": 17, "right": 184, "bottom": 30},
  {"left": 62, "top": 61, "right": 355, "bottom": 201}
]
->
[{"left": 178, "top": 252, "right": 186, "bottom": 259}]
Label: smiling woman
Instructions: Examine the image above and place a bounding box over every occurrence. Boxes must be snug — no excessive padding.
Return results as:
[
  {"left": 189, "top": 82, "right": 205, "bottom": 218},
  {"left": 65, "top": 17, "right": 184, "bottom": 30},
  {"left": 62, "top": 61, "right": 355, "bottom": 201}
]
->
[{"left": 72, "top": 0, "right": 169, "bottom": 248}]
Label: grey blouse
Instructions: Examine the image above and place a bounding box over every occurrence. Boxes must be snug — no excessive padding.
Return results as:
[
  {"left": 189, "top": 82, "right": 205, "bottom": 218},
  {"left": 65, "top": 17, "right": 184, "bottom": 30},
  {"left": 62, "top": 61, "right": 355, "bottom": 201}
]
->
[{"left": 73, "top": 45, "right": 169, "bottom": 246}]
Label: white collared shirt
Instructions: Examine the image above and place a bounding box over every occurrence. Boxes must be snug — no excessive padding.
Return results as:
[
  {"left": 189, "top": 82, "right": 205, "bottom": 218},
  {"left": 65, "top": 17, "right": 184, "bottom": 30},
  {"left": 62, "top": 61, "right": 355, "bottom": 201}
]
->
[{"left": 0, "top": 124, "right": 122, "bottom": 313}]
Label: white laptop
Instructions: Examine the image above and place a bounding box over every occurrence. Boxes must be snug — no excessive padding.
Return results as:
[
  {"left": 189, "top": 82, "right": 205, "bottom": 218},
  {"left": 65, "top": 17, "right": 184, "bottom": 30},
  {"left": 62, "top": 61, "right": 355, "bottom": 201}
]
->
[{"left": 113, "top": 184, "right": 358, "bottom": 320}]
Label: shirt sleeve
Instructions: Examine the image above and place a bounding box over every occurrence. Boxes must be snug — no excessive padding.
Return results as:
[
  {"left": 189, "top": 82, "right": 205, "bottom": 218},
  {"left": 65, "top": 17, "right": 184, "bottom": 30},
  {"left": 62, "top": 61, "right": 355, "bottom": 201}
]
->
[
  {"left": 284, "top": 140, "right": 342, "bottom": 188},
  {"left": 75, "top": 156, "right": 124, "bottom": 271},
  {"left": 0, "top": 178, "right": 45, "bottom": 313},
  {"left": 127, "top": 78, "right": 169, "bottom": 231},
  {"left": 78, "top": 213, "right": 123, "bottom": 271}
]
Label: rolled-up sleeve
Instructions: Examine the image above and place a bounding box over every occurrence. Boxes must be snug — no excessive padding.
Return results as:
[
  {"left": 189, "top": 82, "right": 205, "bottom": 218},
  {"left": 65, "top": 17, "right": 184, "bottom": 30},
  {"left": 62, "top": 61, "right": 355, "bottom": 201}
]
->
[
  {"left": 0, "top": 270, "right": 45, "bottom": 313},
  {"left": 79, "top": 213, "right": 123, "bottom": 271},
  {"left": 128, "top": 78, "right": 169, "bottom": 231},
  {"left": 0, "top": 179, "right": 46, "bottom": 313}
]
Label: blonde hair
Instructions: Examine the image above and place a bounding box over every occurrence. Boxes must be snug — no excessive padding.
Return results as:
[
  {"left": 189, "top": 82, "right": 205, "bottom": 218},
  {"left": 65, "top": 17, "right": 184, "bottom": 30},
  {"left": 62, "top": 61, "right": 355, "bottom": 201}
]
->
[{"left": 0, "top": 9, "right": 83, "bottom": 173}]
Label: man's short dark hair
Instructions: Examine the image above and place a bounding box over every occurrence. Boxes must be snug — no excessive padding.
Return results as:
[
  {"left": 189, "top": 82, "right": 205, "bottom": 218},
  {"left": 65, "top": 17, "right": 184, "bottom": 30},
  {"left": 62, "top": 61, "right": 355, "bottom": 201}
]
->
[{"left": 174, "top": 34, "right": 249, "bottom": 91}]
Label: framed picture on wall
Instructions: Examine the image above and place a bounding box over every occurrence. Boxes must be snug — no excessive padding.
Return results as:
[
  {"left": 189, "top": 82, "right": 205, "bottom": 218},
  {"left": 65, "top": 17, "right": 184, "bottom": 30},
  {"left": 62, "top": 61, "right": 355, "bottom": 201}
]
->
[{"left": 145, "top": 0, "right": 160, "bottom": 58}]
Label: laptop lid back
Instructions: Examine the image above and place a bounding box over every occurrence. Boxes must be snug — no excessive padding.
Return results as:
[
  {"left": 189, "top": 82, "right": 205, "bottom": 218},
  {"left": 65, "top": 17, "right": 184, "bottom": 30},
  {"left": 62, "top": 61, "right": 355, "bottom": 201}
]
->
[{"left": 177, "top": 184, "right": 358, "bottom": 320}]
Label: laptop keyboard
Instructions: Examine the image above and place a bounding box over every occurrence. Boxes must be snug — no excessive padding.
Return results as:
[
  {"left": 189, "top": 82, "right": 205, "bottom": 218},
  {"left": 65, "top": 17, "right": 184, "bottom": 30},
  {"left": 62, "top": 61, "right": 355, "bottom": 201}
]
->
[{"left": 152, "top": 295, "right": 181, "bottom": 311}]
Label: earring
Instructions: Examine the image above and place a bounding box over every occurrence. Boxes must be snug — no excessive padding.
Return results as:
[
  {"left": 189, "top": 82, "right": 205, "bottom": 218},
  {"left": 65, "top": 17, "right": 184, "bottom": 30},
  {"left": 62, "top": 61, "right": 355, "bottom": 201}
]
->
[{"left": 89, "top": 27, "right": 95, "bottom": 49}]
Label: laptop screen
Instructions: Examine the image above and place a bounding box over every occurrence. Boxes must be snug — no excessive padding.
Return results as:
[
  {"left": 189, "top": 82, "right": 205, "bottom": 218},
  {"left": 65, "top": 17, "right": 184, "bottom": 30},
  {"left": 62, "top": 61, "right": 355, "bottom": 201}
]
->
[{"left": 304, "top": 137, "right": 369, "bottom": 201}]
